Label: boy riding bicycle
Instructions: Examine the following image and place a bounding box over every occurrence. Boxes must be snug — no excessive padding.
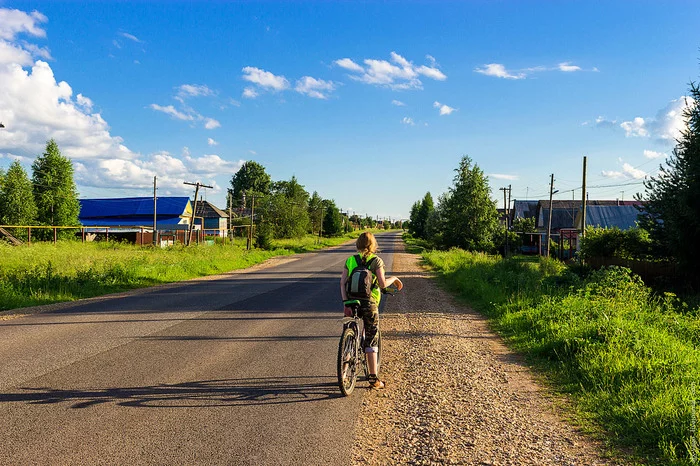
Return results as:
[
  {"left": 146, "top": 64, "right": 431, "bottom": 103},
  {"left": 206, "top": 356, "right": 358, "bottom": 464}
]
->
[{"left": 340, "top": 232, "right": 403, "bottom": 389}]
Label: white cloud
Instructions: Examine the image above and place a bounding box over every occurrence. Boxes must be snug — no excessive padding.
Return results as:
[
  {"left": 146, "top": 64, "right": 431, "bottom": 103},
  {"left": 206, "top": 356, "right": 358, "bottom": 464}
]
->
[
  {"left": 391, "top": 99, "right": 406, "bottom": 106},
  {"left": 207, "top": 138, "right": 218, "bottom": 146},
  {"left": 334, "top": 58, "right": 364, "bottom": 73},
  {"left": 490, "top": 174, "right": 519, "bottom": 180},
  {"left": 177, "top": 84, "right": 215, "bottom": 98},
  {"left": 620, "top": 117, "right": 648, "bottom": 137},
  {"left": 558, "top": 62, "right": 582, "bottom": 72},
  {"left": 242, "top": 87, "right": 258, "bottom": 99},
  {"left": 594, "top": 116, "right": 617, "bottom": 128},
  {"left": 433, "top": 101, "right": 456, "bottom": 115},
  {"left": 149, "top": 104, "right": 193, "bottom": 121},
  {"left": 643, "top": 149, "right": 666, "bottom": 159},
  {"left": 475, "top": 61, "right": 590, "bottom": 79},
  {"left": 119, "top": 32, "right": 142, "bottom": 43},
  {"left": 474, "top": 63, "right": 525, "bottom": 80},
  {"left": 335, "top": 52, "right": 446, "bottom": 90},
  {"left": 242, "top": 66, "right": 290, "bottom": 91},
  {"left": 401, "top": 117, "right": 415, "bottom": 125},
  {"left": 0, "top": 8, "right": 47, "bottom": 41},
  {"left": 601, "top": 163, "right": 647, "bottom": 180},
  {"left": 295, "top": 76, "right": 335, "bottom": 99},
  {"left": 204, "top": 118, "right": 220, "bottom": 130}
]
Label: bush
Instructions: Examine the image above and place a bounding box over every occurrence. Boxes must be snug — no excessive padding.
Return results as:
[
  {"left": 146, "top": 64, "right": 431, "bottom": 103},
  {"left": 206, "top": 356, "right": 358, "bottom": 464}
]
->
[{"left": 580, "top": 227, "right": 654, "bottom": 260}]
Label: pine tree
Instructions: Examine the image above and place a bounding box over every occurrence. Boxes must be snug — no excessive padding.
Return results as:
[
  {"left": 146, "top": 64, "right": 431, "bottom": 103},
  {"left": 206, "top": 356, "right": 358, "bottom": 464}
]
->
[
  {"left": 638, "top": 82, "right": 700, "bottom": 274},
  {"left": 31, "top": 140, "right": 80, "bottom": 237},
  {"left": 0, "top": 161, "right": 38, "bottom": 235},
  {"left": 440, "top": 155, "right": 499, "bottom": 252}
]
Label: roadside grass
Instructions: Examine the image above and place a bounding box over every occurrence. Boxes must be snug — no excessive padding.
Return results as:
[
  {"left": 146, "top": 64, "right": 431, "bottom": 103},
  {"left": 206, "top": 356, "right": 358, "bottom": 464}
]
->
[
  {"left": 0, "top": 229, "right": 389, "bottom": 312},
  {"left": 412, "top": 240, "right": 700, "bottom": 465}
]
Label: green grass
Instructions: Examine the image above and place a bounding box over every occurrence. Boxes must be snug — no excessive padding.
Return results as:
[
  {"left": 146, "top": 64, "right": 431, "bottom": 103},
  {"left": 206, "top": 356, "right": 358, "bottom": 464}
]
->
[
  {"left": 0, "top": 229, "right": 389, "bottom": 311},
  {"left": 413, "top": 240, "right": 700, "bottom": 465}
]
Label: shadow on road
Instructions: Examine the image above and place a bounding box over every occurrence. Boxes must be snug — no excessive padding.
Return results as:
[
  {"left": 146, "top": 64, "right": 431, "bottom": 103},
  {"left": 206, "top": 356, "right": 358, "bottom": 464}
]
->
[{"left": 0, "top": 376, "right": 342, "bottom": 409}]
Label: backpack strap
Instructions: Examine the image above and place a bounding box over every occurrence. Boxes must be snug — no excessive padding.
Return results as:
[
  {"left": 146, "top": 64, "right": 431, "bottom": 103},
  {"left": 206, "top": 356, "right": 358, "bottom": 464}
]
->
[{"left": 354, "top": 254, "right": 364, "bottom": 266}]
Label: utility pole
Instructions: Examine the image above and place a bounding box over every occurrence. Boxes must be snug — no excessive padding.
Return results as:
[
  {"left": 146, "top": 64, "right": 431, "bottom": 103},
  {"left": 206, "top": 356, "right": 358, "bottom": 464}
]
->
[
  {"left": 581, "top": 156, "right": 587, "bottom": 241},
  {"left": 228, "top": 190, "right": 232, "bottom": 244},
  {"left": 153, "top": 176, "right": 158, "bottom": 246},
  {"left": 546, "top": 174, "right": 555, "bottom": 258},
  {"left": 248, "top": 194, "right": 255, "bottom": 250},
  {"left": 499, "top": 187, "right": 508, "bottom": 255},
  {"left": 184, "top": 181, "right": 213, "bottom": 246}
]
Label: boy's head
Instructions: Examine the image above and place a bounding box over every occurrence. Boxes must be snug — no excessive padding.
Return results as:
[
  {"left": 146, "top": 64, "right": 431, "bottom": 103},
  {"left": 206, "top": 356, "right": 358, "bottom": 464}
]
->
[{"left": 356, "top": 232, "right": 377, "bottom": 256}]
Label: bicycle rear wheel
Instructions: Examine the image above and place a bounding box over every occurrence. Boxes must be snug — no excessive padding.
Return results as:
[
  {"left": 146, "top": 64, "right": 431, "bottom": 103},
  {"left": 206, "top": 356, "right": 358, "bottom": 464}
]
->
[{"left": 337, "top": 326, "right": 358, "bottom": 396}]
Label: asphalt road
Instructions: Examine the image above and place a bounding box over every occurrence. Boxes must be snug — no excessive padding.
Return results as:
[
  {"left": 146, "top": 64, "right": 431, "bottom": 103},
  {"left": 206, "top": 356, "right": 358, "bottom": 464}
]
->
[{"left": 0, "top": 232, "right": 401, "bottom": 465}]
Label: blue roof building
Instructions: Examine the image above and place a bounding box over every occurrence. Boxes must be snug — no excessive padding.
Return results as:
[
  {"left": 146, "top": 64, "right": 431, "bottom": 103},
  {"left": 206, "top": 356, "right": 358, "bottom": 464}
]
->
[{"left": 79, "top": 197, "right": 192, "bottom": 228}]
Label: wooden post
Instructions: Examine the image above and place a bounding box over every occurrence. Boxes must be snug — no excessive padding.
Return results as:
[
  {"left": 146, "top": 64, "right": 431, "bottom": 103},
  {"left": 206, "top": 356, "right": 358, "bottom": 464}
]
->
[
  {"left": 82, "top": 227, "right": 85, "bottom": 243},
  {"left": 153, "top": 176, "right": 158, "bottom": 246},
  {"left": 53, "top": 227, "right": 57, "bottom": 245},
  {"left": 546, "top": 174, "right": 555, "bottom": 258},
  {"left": 581, "top": 156, "right": 588, "bottom": 239},
  {"left": 28, "top": 227, "right": 31, "bottom": 246},
  {"left": 106, "top": 228, "right": 109, "bottom": 242}
]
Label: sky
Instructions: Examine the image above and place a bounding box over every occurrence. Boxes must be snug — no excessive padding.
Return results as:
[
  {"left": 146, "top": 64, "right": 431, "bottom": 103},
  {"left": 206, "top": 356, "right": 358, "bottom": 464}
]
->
[{"left": 0, "top": 1, "right": 699, "bottom": 221}]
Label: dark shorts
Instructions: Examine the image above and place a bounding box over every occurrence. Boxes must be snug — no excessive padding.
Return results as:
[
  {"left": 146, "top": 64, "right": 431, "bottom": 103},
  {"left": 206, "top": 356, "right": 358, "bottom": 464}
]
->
[{"left": 358, "top": 301, "right": 379, "bottom": 352}]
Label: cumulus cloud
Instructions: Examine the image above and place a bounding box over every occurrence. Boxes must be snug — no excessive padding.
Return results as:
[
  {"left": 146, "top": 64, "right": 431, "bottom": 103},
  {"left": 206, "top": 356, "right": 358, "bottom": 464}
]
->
[
  {"left": 242, "top": 66, "right": 290, "bottom": 92},
  {"left": 177, "top": 83, "right": 215, "bottom": 99},
  {"left": 242, "top": 87, "right": 258, "bottom": 99},
  {"left": 475, "top": 61, "right": 590, "bottom": 79},
  {"left": 150, "top": 83, "right": 220, "bottom": 128},
  {"left": 433, "top": 101, "right": 456, "bottom": 116},
  {"left": 615, "top": 97, "right": 691, "bottom": 143},
  {"left": 334, "top": 52, "right": 446, "bottom": 90},
  {"left": 204, "top": 118, "right": 220, "bottom": 130},
  {"left": 601, "top": 163, "right": 647, "bottom": 180},
  {"left": 643, "top": 149, "right": 666, "bottom": 159},
  {"left": 0, "top": 7, "right": 240, "bottom": 196},
  {"left": 391, "top": 99, "right": 406, "bottom": 106},
  {"left": 474, "top": 63, "right": 525, "bottom": 80},
  {"left": 295, "top": 76, "right": 335, "bottom": 99},
  {"left": 207, "top": 137, "right": 218, "bottom": 146},
  {"left": 401, "top": 117, "right": 415, "bottom": 125}
]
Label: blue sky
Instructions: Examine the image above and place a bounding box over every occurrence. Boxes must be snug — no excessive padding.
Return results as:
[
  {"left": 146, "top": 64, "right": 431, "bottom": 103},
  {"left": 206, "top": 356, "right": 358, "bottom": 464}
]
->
[{"left": 0, "top": 1, "right": 698, "bottom": 220}]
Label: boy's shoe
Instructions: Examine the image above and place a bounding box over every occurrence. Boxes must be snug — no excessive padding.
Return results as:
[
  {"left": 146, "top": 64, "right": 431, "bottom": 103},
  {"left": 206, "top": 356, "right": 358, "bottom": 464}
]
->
[{"left": 367, "top": 374, "right": 385, "bottom": 389}]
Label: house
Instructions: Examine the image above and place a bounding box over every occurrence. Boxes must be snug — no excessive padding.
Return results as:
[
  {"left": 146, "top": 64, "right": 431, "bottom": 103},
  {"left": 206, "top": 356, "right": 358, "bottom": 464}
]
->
[
  {"left": 194, "top": 200, "right": 229, "bottom": 237},
  {"left": 79, "top": 197, "right": 192, "bottom": 244},
  {"left": 575, "top": 204, "right": 642, "bottom": 230}
]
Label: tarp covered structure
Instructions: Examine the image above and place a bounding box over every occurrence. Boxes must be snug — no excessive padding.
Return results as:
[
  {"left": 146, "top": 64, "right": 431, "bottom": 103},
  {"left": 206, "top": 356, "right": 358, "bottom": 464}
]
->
[{"left": 79, "top": 197, "right": 191, "bottom": 228}]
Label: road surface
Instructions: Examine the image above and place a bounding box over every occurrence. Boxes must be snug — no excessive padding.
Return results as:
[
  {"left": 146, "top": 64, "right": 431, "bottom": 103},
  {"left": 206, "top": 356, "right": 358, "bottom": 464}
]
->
[{"left": 0, "top": 232, "right": 400, "bottom": 465}]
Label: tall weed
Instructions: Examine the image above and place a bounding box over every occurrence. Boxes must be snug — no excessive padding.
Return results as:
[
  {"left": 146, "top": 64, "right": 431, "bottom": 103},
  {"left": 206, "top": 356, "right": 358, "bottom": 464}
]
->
[{"left": 423, "top": 248, "right": 700, "bottom": 465}]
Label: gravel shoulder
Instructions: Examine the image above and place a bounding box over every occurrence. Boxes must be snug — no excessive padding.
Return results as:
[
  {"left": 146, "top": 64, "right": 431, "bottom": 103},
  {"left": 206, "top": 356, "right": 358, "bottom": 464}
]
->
[{"left": 352, "top": 246, "right": 626, "bottom": 466}]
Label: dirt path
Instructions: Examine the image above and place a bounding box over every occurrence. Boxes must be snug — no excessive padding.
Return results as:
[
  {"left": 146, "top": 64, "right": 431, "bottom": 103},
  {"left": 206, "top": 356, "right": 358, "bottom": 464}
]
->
[{"left": 352, "top": 247, "right": 624, "bottom": 466}]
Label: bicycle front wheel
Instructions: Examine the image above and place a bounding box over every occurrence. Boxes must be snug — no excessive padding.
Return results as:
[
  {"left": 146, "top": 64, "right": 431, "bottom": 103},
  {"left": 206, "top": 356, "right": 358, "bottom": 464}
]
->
[{"left": 337, "top": 326, "right": 358, "bottom": 396}]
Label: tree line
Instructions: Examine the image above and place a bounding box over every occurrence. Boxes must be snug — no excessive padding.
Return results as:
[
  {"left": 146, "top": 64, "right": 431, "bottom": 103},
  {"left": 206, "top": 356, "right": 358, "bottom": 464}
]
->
[
  {"left": 0, "top": 139, "right": 80, "bottom": 239},
  {"left": 407, "top": 76, "right": 700, "bottom": 281},
  {"left": 228, "top": 161, "right": 399, "bottom": 248}
]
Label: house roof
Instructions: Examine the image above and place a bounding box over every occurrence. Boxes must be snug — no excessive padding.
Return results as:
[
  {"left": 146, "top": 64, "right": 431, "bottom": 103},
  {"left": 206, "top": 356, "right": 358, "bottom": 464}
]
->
[
  {"left": 79, "top": 197, "right": 191, "bottom": 227},
  {"left": 577, "top": 205, "right": 641, "bottom": 230},
  {"left": 512, "top": 200, "right": 538, "bottom": 220},
  {"left": 194, "top": 200, "right": 228, "bottom": 218}
]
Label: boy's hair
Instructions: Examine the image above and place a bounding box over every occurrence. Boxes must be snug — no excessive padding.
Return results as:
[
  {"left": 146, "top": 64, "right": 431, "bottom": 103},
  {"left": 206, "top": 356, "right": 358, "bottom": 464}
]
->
[{"left": 356, "top": 232, "right": 377, "bottom": 256}]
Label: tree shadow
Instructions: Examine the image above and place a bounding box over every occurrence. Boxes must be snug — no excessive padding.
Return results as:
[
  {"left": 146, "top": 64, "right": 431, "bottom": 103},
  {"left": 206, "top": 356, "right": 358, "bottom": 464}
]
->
[{"left": 0, "top": 376, "right": 342, "bottom": 409}]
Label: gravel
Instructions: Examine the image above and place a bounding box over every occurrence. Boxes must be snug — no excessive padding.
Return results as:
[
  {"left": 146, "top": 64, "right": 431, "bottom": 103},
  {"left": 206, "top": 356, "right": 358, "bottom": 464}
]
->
[{"left": 352, "top": 246, "right": 625, "bottom": 466}]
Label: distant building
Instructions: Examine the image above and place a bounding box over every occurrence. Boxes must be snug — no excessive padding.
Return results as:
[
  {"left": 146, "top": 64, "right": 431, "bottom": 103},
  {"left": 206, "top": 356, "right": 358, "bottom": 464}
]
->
[
  {"left": 194, "top": 200, "right": 229, "bottom": 237},
  {"left": 79, "top": 197, "right": 192, "bottom": 245}
]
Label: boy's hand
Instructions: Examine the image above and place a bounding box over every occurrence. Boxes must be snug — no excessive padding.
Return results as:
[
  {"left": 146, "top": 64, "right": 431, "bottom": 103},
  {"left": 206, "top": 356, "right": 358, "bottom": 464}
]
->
[{"left": 394, "top": 278, "right": 404, "bottom": 291}]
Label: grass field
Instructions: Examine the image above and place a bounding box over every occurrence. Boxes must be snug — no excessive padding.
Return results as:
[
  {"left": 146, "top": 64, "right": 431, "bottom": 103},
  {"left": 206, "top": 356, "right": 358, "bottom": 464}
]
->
[
  {"left": 412, "top": 240, "right": 700, "bottom": 465},
  {"left": 0, "top": 229, "right": 388, "bottom": 312}
]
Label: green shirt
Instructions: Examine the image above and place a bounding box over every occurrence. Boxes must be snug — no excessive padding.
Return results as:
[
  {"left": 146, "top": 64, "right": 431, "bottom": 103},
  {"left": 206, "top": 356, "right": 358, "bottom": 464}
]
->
[{"left": 345, "top": 253, "right": 385, "bottom": 304}]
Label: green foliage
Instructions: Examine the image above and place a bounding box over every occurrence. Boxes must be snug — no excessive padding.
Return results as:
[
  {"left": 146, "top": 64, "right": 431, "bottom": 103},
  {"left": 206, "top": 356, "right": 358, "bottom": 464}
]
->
[
  {"left": 322, "top": 199, "right": 343, "bottom": 236},
  {"left": 229, "top": 160, "right": 272, "bottom": 205},
  {"left": 259, "top": 176, "right": 310, "bottom": 239},
  {"left": 423, "top": 248, "right": 700, "bottom": 465},
  {"left": 31, "top": 139, "right": 80, "bottom": 237},
  {"left": 638, "top": 82, "right": 700, "bottom": 275},
  {"left": 409, "top": 192, "right": 433, "bottom": 239},
  {"left": 512, "top": 217, "right": 536, "bottom": 233},
  {"left": 438, "top": 155, "right": 500, "bottom": 251},
  {"left": 254, "top": 221, "right": 274, "bottom": 249},
  {"left": 308, "top": 190, "right": 324, "bottom": 235},
  {"left": 0, "top": 160, "right": 37, "bottom": 229},
  {"left": 580, "top": 226, "right": 654, "bottom": 260}
]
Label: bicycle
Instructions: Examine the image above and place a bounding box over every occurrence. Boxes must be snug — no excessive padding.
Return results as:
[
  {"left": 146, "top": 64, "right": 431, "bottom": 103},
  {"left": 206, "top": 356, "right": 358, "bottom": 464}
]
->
[{"left": 336, "top": 286, "right": 396, "bottom": 396}]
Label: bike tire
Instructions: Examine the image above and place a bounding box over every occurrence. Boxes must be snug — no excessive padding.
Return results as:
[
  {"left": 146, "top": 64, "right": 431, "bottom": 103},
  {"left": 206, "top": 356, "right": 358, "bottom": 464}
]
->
[{"left": 337, "top": 326, "right": 358, "bottom": 396}]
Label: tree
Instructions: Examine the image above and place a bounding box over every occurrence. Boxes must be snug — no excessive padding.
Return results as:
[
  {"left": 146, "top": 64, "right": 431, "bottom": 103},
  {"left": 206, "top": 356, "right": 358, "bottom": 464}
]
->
[
  {"left": 308, "top": 191, "right": 324, "bottom": 235},
  {"left": 32, "top": 140, "right": 80, "bottom": 237},
  {"left": 0, "top": 161, "right": 38, "bottom": 235},
  {"left": 322, "top": 199, "right": 343, "bottom": 237},
  {"left": 440, "top": 155, "right": 499, "bottom": 252},
  {"left": 638, "top": 82, "right": 700, "bottom": 273},
  {"left": 261, "top": 176, "right": 310, "bottom": 239},
  {"left": 229, "top": 161, "right": 272, "bottom": 207}
]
